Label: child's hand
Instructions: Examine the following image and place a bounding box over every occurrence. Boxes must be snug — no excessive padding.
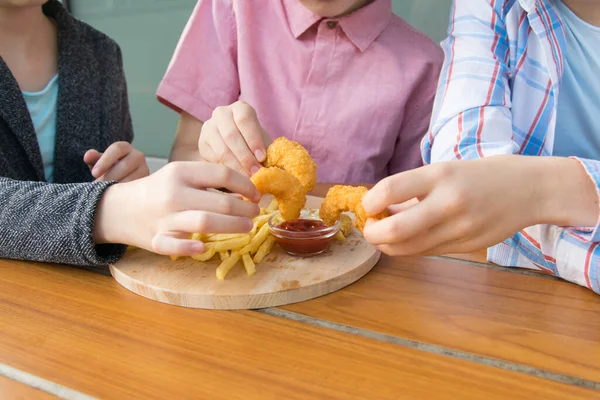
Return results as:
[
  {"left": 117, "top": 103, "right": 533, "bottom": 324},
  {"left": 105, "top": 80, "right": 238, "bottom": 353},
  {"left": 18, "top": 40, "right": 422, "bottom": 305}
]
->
[
  {"left": 93, "top": 162, "right": 261, "bottom": 256},
  {"left": 361, "top": 156, "right": 571, "bottom": 257},
  {"left": 84, "top": 142, "right": 149, "bottom": 182},
  {"left": 199, "top": 101, "right": 270, "bottom": 176}
]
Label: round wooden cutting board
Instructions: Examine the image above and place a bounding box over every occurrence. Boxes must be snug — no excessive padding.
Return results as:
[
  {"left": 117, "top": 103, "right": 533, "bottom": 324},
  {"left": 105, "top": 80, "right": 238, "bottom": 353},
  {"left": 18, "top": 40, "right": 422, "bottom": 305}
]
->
[{"left": 109, "top": 195, "right": 380, "bottom": 310}]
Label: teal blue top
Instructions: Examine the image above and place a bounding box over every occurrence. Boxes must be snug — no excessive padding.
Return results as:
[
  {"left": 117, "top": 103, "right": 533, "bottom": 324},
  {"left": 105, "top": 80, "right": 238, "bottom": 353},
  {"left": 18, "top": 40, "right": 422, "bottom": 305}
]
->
[
  {"left": 22, "top": 74, "right": 59, "bottom": 182},
  {"left": 553, "top": 0, "right": 600, "bottom": 159}
]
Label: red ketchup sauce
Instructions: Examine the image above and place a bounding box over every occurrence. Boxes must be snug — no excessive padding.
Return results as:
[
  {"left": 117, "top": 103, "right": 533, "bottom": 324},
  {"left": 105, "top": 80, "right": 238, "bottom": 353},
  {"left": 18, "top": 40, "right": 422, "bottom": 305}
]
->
[{"left": 274, "top": 219, "right": 334, "bottom": 255}]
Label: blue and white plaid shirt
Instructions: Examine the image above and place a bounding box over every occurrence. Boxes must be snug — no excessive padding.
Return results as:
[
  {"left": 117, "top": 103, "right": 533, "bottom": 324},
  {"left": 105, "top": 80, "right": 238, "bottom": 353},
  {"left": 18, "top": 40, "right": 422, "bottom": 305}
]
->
[{"left": 422, "top": 0, "right": 600, "bottom": 294}]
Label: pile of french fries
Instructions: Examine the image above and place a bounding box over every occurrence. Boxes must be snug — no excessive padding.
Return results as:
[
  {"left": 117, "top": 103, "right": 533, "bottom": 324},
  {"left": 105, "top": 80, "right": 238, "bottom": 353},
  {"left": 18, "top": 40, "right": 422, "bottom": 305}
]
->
[
  {"left": 170, "top": 199, "right": 280, "bottom": 280},
  {"left": 169, "top": 200, "right": 356, "bottom": 280}
]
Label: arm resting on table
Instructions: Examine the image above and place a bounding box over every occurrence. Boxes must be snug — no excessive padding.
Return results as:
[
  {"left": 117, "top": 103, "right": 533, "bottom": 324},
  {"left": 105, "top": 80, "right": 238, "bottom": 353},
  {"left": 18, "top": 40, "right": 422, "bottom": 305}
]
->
[
  {"left": 0, "top": 177, "right": 126, "bottom": 267},
  {"left": 422, "top": 0, "right": 600, "bottom": 293}
]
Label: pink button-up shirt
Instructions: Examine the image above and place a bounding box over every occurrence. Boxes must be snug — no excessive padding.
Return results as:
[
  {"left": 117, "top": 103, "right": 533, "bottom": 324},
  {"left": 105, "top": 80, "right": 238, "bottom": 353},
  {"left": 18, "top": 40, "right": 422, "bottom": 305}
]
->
[{"left": 157, "top": 0, "right": 442, "bottom": 183}]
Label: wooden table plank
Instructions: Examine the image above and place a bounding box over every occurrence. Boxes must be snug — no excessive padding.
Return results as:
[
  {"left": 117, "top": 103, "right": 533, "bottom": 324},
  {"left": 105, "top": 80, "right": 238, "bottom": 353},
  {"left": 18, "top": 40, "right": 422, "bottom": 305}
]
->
[
  {"left": 0, "top": 260, "right": 595, "bottom": 400},
  {"left": 0, "top": 376, "right": 56, "bottom": 400},
  {"left": 444, "top": 251, "right": 488, "bottom": 264},
  {"left": 281, "top": 255, "right": 600, "bottom": 383}
]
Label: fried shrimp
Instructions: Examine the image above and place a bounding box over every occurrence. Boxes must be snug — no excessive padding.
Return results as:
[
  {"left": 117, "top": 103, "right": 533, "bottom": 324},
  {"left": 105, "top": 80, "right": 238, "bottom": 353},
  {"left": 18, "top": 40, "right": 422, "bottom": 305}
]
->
[
  {"left": 251, "top": 167, "right": 306, "bottom": 221},
  {"left": 265, "top": 137, "right": 317, "bottom": 192},
  {"left": 319, "top": 185, "right": 388, "bottom": 232}
]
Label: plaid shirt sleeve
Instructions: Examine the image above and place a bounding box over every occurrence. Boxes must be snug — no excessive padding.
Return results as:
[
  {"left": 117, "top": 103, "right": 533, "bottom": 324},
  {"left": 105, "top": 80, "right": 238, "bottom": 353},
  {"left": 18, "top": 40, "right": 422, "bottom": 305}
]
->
[
  {"left": 421, "top": 0, "right": 517, "bottom": 163},
  {"left": 421, "top": 0, "right": 600, "bottom": 294}
]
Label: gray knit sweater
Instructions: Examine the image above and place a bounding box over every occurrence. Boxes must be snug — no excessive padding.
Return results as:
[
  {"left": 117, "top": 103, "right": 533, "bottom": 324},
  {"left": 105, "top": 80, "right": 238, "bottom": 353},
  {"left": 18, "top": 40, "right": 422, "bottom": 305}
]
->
[{"left": 0, "top": 0, "right": 132, "bottom": 268}]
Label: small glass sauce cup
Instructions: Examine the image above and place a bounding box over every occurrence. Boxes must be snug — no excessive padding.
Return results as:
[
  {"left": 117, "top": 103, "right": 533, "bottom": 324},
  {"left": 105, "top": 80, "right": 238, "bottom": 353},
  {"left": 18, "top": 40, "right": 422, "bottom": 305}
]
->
[{"left": 268, "top": 209, "right": 340, "bottom": 257}]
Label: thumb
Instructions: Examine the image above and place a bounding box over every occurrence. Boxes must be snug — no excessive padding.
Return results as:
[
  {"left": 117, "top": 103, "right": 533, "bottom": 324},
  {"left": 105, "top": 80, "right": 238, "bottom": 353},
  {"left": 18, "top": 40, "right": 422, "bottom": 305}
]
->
[
  {"left": 84, "top": 149, "right": 102, "bottom": 168},
  {"left": 230, "top": 101, "right": 268, "bottom": 163},
  {"left": 363, "top": 168, "right": 433, "bottom": 215}
]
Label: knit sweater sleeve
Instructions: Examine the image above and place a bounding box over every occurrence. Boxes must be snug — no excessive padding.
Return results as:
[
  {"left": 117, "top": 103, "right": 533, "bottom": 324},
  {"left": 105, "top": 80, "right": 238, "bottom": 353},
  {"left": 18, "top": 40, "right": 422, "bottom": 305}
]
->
[{"left": 0, "top": 177, "right": 126, "bottom": 267}]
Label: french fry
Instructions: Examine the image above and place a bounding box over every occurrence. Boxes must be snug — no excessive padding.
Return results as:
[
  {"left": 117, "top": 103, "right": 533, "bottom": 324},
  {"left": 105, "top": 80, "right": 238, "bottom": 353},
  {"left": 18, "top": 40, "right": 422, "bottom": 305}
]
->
[
  {"left": 242, "top": 253, "right": 256, "bottom": 277},
  {"left": 216, "top": 251, "right": 241, "bottom": 280},
  {"left": 252, "top": 213, "right": 273, "bottom": 229},
  {"left": 249, "top": 222, "right": 259, "bottom": 236},
  {"left": 334, "top": 231, "right": 346, "bottom": 241},
  {"left": 191, "top": 245, "right": 216, "bottom": 262},
  {"left": 211, "top": 236, "right": 251, "bottom": 252},
  {"left": 266, "top": 198, "right": 278, "bottom": 213},
  {"left": 239, "top": 223, "right": 270, "bottom": 255},
  {"left": 190, "top": 232, "right": 206, "bottom": 241},
  {"left": 168, "top": 204, "right": 281, "bottom": 280},
  {"left": 205, "top": 233, "right": 246, "bottom": 242},
  {"left": 253, "top": 235, "right": 276, "bottom": 264}
]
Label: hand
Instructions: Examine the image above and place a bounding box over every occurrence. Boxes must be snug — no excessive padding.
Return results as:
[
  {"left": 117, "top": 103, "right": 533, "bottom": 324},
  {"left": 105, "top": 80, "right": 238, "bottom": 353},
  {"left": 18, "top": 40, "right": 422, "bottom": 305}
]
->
[
  {"left": 84, "top": 142, "right": 149, "bottom": 182},
  {"left": 361, "top": 155, "right": 553, "bottom": 256},
  {"left": 199, "top": 101, "right": 269, "bottom": 176},
  {"left": 93, "top": 162, "right": 261, "bottom": 256}
]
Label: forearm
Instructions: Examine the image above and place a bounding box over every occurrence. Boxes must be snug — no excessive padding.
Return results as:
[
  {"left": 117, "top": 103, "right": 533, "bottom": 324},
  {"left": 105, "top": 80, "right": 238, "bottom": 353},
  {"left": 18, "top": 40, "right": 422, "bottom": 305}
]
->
[
  {"left": 0, "top": 178, "right": 126, "bottom": 266},
  {"left": 168, "top": 112, "right": 204, "bottom": 162},
  {"left": 490, "top": 225, "right": 600, "bottom": 294},
  {"left": 169, "top": 143, "right": 203, "bottom": 162},
  {"left": 491, "top": 156, "right": 600, "bottom": 294}
]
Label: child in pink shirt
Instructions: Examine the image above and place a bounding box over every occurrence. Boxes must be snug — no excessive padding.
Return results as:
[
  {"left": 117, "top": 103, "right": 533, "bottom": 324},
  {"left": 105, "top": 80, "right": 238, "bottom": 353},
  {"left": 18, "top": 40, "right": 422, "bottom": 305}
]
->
[{"left": 158, "top": 0, "right": 442, "bottom": 184}]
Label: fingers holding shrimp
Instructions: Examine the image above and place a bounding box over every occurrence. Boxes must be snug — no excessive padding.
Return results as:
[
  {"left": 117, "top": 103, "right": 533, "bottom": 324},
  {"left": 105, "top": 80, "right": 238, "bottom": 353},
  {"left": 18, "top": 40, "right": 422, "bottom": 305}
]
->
[{"left": 199, "top": 102, "right": 268, "bottom": 176}]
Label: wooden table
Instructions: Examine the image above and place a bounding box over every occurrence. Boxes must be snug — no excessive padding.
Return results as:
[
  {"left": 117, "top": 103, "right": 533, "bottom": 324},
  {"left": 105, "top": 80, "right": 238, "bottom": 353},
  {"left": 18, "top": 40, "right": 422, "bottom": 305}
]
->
[
  {"left": 0, "top": 376, "right": 56, "bottom": 400},
  {"left": 1, "top": 184, "right": 599, "bottom": 399}
]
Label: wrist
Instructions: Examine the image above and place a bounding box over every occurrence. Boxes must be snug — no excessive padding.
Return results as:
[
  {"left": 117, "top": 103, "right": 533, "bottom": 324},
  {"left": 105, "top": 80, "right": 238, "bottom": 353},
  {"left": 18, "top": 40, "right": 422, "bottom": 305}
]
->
[
  {"left": 93, "top": 183, "right": 132, "bottom": 245},
  {"left": 535, "top": 157, "right": 599, "bottom": 227}
]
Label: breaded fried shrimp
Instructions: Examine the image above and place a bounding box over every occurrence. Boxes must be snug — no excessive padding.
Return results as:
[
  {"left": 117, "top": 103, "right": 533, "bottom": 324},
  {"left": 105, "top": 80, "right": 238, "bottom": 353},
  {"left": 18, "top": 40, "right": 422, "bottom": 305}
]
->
[
  {"left": 251, "top": 167, "right": 306, "bottom": 221},
  {"left": 320, "top": 185, "right": 388, "bottom": 232},
  {"left": 265, "top": 137, "right": 317, "bottom": 192}
]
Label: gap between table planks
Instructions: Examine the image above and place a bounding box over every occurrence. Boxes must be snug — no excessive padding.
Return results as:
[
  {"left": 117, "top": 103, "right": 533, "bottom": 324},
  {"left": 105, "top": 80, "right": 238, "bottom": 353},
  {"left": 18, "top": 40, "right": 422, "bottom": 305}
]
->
[
  {"left": 279, "top": 254, "right": 600, "bottom": 384},
  {"left": 0, "top": 259, "right": 597, "bottom": 400}
]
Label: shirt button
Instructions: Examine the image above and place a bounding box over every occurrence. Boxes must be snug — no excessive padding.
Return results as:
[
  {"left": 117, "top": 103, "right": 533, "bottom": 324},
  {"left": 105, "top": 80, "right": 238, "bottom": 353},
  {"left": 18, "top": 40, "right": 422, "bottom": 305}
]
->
[{"left": 327, "top": 21, "right": 337, "bottom": 29}]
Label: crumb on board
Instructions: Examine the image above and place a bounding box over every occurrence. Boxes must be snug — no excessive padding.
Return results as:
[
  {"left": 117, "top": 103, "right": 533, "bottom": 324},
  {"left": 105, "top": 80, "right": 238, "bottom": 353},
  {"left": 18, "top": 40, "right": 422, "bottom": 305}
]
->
[{"left": 280, "top": 280, "right": 301, "bottom": 290}]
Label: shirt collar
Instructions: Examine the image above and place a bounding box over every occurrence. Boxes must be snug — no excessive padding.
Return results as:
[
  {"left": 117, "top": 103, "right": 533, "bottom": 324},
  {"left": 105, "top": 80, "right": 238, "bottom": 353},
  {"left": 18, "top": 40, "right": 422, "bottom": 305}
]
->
[
  {"left": 283, "top": 0, "right": 322, "bottom": 38},
  {"left": 283, "top": 0, "right": 393, "bottom": 52},
  {"left": 519, "top": 0, "right": 545, "bottom": 13}
]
